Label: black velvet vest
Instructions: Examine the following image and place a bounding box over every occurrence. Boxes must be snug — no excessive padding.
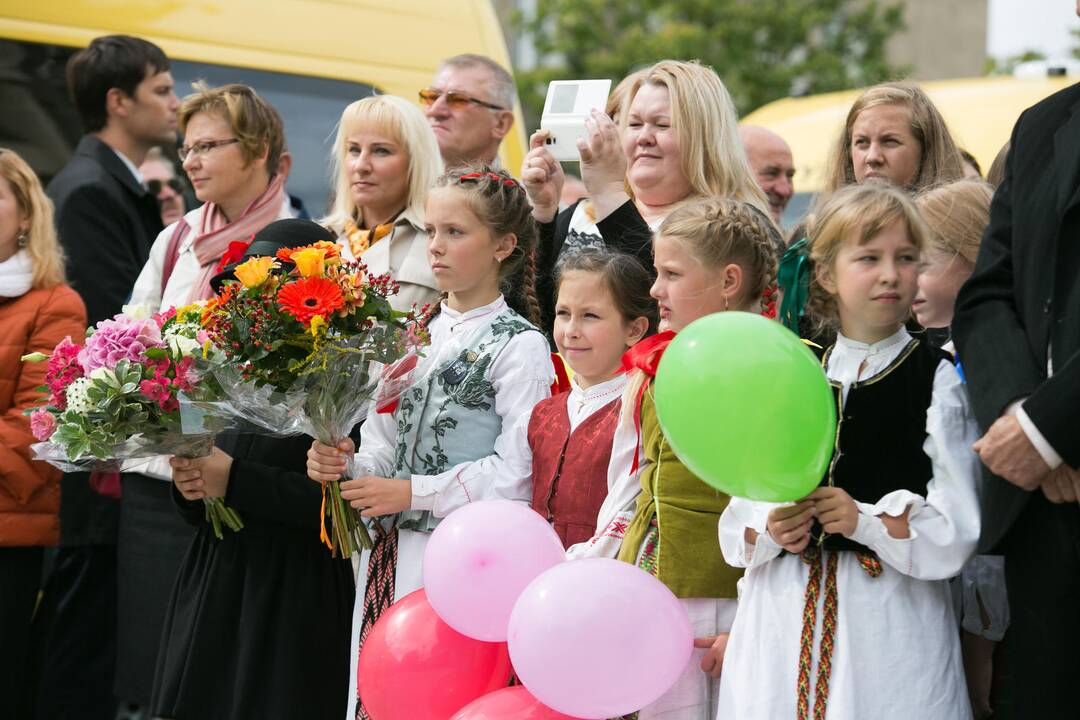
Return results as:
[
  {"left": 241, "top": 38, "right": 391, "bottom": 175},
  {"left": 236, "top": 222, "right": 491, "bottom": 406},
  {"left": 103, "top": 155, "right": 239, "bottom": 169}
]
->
[{"left": 815, "top": 338, "right": 950, "bottom": 553}]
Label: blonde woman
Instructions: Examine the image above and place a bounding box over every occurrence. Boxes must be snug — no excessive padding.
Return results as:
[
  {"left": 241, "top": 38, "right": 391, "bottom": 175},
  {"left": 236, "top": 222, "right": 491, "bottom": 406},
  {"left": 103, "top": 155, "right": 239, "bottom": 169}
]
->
[
  {"left": 521, "top": 60, "right": 773, "bottom": 331},
  {"left": 0, "top": 148, "right": 86, "bottom": 715},
  {"left": 324, "top": 94, "right": 443, "bottom": 313}
]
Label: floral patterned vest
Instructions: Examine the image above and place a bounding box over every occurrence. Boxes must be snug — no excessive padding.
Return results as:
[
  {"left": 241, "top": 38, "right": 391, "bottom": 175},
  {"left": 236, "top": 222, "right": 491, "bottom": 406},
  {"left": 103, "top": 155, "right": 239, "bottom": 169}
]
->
[{"left": 390, "top": 308, "right": 539, "bottom": 533}]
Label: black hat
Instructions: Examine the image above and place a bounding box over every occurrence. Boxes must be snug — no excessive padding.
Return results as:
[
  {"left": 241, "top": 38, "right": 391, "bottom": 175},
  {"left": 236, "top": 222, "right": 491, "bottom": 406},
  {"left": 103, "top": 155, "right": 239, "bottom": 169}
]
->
[{"left": 209, "top": 218, "right": 337, "bottom": 293}]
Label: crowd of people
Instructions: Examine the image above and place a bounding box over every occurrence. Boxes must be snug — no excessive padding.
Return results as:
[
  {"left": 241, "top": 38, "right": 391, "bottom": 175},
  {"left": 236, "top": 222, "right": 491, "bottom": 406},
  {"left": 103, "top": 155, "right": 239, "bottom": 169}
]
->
[{"left": 0, "top": 23, "right": 1076, "bottom": 720}]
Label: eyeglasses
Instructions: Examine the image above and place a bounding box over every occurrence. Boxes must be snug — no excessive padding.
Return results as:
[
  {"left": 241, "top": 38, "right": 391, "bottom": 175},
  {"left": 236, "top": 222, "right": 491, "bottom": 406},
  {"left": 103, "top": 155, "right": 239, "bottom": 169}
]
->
[
  {"left": 177, "top": 138, "right": 240, "bottom": 162},
  {"left": 146, "top": 178, "right": 185, "bottom": 196},
  {"left": 418, "top": 87, "right": 506, "bottom": 111}
]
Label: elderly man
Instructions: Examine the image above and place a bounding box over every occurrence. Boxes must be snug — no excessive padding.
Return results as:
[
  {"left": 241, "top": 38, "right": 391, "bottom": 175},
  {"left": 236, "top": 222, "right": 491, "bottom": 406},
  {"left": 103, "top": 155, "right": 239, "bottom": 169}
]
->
[
  {"left": 953, "top": 74, "right": 1080, "bottom": 717},
  {"left": 419, "top": 53, "right": 516, "bottom": 168},
  {"left": 739, "top": 125, "right": 795, "bottom": 225}
]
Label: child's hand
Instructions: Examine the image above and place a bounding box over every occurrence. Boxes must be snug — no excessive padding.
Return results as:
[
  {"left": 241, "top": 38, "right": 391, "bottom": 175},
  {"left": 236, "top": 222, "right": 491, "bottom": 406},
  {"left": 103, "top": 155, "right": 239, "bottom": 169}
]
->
[
  {"left": 807, "top": 487, "right": 859, "bottom": 538},
  {"left": 306, "top": 439, "right": 354, "bottom": 484},
  {"left": 766, "top": 500, "right": 816, "bottom": 553},
  {"left": 171, "top": 448, "right": 233, "bottom": 501},
  {"left": 879, "top": 506, "right": 911, "bottom": 539},
  {"left": 341, "top": 476, "right": 412, "bottom": 517},
  {"left": 694, "top": 633, "right": 730, "bottom": 679}
]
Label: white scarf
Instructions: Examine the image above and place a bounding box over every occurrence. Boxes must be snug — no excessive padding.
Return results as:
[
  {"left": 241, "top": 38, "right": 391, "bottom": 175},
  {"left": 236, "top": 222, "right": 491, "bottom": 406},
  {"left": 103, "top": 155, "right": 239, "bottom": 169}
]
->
[{"left": 0, "top": 249, "right": 33, "bottom": 299}]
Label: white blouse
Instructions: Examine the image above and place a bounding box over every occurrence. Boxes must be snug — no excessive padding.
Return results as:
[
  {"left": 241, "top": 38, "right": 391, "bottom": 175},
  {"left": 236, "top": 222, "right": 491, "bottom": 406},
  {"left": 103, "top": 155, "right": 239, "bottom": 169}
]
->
[{"left": 353, "top": 295, "right": 553, "bottom": 517}]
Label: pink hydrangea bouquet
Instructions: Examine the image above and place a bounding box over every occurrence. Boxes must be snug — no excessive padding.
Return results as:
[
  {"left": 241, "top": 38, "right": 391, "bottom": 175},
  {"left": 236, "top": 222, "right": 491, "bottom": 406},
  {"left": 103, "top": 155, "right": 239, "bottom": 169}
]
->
[{"left": 23, "top": 304, "right": 242, "bottom": 538}]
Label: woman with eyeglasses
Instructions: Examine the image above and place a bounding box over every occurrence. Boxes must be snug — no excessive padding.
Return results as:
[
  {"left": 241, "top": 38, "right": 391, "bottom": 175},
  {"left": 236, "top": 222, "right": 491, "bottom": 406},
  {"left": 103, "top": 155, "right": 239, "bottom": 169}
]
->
[
  {"left": 323, "top": 94, "right": 443, "bottom": 313},
  {"left": 139, "top": 146, "right": 187, "bottom": 227},
  {"left": 520, "top": 60, "right": 775, "bottom": 333}
]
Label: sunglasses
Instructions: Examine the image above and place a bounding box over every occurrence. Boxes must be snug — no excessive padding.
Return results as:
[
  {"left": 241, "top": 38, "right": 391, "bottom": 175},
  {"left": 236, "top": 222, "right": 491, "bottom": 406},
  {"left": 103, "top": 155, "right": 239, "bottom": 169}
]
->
[
  {"left": 147, "top": 178, "right": 185, "bottom": 195},
  {"left": 418, "top": 87, "right": 506, "bottom": 111}
]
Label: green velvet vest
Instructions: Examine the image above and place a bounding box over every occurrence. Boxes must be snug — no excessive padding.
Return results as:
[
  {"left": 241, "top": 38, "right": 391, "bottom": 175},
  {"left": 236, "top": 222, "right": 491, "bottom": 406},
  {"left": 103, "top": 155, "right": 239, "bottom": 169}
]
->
[{"left": 616, "top": 389, "right": 743, "bottom": 598}]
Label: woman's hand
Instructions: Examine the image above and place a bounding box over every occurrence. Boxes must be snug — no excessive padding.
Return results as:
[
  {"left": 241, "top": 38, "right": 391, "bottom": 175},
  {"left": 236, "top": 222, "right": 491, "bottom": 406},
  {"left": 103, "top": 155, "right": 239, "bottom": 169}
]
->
[
  {"left": 171, "top": 448, "right": 233, "bottom": 501},
  {"left": 695, "top": 633, "right": 730, "bottom": 679},
  {"left": 578, "top": 110, "right": 630, "bottom": 218},
  {"left": 307, "top": 439, "right": 354, "bottom": 484},
  {"left": 340, "top": 476, "right": 412, "bottom": 517},
  {"left": 807, "top": 487, "right": 859, "bottom": 538},
  {"left": 766, "top": 500, "right": 816, "bottom": 553},
  {"left": 521, "top": 130, "right": 564, "bottom": 223}
]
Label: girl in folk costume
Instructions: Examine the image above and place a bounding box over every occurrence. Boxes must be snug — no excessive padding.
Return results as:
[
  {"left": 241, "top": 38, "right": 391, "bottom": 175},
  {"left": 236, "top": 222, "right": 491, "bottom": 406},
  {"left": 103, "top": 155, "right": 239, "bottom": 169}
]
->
[
  {"left": 576, "top": 198, "right": 780, "bottom": 719},
  {"left": 526, "top": 249, "right": 654, "bottom": 549},
  {"left": 306, "top": 166, "right": 553, "bottom": 720},
  {"left": 716, "top": 183, "right": 981, "bottom": 720},
  {"left": 914, "top": 179, "right": 1002, "bottom": 720}
]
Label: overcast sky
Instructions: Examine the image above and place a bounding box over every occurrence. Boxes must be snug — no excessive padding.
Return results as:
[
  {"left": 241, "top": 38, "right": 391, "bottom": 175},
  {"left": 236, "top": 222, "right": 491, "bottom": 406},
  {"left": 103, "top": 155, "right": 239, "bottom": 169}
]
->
[{"left": 987, "top": 0, "right": 1080, "bottom": 59}]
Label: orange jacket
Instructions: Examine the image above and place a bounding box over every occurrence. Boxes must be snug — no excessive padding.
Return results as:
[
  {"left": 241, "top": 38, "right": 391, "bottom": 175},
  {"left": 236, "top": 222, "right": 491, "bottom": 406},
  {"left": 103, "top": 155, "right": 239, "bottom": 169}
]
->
[{"left": 0, "top": 285, "right": 86, "bottom": 546}]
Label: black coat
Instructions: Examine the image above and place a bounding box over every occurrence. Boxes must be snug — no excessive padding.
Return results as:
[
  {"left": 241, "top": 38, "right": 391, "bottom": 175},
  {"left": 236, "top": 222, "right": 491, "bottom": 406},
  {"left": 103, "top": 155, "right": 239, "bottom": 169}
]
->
[
  {"left": 953, "top": 81, "right": 1080, "bottom": 552},
  {"left": 46, "top": 135, "right": 164, "bottom": 546}
]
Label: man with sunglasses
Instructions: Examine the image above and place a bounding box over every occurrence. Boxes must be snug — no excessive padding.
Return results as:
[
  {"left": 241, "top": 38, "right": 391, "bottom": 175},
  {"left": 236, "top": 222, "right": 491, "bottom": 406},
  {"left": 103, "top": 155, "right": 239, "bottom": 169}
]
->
[
  {"left": 140, "top": 147, "right": 188, "bottom": 226},
  {"left": 419, "top": 54, "right": 516, "bottom": 169}
]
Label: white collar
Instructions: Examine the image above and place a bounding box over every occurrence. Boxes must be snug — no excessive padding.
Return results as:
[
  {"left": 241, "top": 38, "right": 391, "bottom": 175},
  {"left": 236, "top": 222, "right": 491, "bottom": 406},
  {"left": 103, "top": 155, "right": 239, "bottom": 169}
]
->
[
  {"left": 111, "top": 148, "right": 144, "bottom": 186},
  {"left": 440, "top": 294, "right": 506, "bottom": 323},
  {"left": 834, "top": 327, "right": 911, "bottom": 356},
  {"left": 569, "top": 373, "right": 626, "bottom": 402}
]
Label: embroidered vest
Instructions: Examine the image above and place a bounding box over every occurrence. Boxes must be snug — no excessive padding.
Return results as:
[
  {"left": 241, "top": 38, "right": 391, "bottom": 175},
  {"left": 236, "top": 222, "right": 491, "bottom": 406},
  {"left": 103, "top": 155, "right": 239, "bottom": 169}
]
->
[
  {"left": 616, "top": 390, "right": 743, "bottom": 599},
  {"left": 390, "top": 310, "right": 540, "bottom": 533},
  {"left": 817, "top": 338, "right": 949, "bottom": 553},
  {"left": 528, "top": 393, "right": 620, "bottom": 548}
]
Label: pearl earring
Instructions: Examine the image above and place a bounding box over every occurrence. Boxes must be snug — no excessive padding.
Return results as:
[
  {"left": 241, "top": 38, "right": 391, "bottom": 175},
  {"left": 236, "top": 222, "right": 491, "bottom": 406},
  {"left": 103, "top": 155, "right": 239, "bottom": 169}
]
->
[{"left": 16, "top": 231, "right": 28, "bottom": 248}]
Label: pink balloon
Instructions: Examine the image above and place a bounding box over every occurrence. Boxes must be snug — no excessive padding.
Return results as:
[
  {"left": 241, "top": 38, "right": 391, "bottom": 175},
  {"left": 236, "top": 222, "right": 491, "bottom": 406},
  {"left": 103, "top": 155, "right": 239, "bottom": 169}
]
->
[
  {"left": 451, "top": 686, "right": 582, "bottom": 719},
  {"left": 358, "top": 590, "right": 512, "bottom": 720},
  {"left": 507, "top": 558, "right": 693, "bottom": 719},
  {"left": 423, "top": 500, "right": 566, "bottom": 641}
]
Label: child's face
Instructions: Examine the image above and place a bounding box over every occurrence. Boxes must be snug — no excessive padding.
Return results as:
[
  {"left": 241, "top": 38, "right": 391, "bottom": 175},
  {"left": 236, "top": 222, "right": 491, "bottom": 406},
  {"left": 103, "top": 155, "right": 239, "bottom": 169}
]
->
[
  {"left": 913, "top": 247, "right": 974, "bottom": 329},
  {"left": 553, "top": 271, "right": 646, "bottom": 388},
  {"left": 424, "top": 187, "right": 512, "bottom": 296},
  {"left": 651, "top": 235, "right": 728, "bottom": 332},
  {"left": 820, "top": 219, "right": 919, "bottom": 343}
]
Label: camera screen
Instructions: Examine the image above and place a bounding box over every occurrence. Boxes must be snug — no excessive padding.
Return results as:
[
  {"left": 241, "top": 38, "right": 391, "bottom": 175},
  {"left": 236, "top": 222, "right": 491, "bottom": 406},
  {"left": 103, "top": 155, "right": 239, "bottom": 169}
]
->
[{"left": 549, "top": 84, "right": 578, "bottom": 114}]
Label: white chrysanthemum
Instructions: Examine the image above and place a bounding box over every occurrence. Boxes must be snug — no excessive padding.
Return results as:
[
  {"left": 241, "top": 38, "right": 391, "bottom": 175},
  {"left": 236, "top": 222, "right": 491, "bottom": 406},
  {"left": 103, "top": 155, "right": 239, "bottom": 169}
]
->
[
  {"left": 121, "top": 303, "right": 152, "bottom": 321},
  {"left": 164, "top": 323, "right": 202, "bottom": 356},
  {"left": 65, "top": 377, "right": 95, "bottom": 414}
]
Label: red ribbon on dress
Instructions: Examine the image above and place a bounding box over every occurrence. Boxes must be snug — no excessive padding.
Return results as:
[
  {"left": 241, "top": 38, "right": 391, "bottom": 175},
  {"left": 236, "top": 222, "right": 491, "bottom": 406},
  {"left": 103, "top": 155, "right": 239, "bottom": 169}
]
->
[
  {"left": 550, "top": 352, "right": 572, "bottom": 396},
  {"left": 618, "top": 330, "right": 676, "bottom": 474}
]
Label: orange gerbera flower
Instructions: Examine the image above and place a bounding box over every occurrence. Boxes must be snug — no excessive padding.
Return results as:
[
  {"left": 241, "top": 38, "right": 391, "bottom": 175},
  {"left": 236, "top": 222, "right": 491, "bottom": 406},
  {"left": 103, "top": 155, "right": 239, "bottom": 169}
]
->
[
  {"left": 276, "top": 240, "right": 340, "bottom": 264},
  {"left": 278, "top": 276, "right": 345, "bottom": 325}
]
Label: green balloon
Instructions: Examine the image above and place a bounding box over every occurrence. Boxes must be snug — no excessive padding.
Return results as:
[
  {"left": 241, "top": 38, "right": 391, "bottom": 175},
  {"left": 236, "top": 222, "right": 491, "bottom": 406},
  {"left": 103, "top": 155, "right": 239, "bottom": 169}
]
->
[{"left": 653, "top": 312, "right": 836, "bottom": 502}]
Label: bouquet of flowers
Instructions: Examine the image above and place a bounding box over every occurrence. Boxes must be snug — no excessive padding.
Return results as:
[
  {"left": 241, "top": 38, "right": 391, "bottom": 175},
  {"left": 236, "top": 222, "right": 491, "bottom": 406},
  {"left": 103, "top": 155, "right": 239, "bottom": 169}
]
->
[
  {"left": 183, "top": 240, "right": 428, "bottom": 556},
  {"left": 23, "top": 304, "right": 243, "bottom": 539}
]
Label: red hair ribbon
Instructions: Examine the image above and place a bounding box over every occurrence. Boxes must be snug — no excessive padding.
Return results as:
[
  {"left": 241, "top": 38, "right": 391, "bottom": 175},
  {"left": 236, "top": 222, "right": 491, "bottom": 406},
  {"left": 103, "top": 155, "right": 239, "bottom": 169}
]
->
[
  {"left": 619, "top": 330, "right": 676, "bottom": 474},
  {"left": 550, "top": 352, "right": 572, "bottom": 396},
  {"left": 457, "top": 171, "right": 525, "bottom": 193}
]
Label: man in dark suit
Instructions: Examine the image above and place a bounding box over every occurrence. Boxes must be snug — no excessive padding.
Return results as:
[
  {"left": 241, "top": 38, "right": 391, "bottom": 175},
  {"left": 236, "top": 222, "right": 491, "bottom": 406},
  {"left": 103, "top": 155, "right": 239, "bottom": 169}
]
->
[
  {"left": 39, "top": 35, "right": 177, "bottom": 719},
  {"left": 953, "top": 71, "right": 1080, "bottom": 717}
]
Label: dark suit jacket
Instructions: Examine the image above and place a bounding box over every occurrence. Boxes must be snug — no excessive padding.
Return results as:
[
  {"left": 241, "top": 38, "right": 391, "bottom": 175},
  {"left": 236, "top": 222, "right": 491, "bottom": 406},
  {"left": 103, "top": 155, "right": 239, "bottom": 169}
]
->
[
  {"left": 953, "top": 81, "right": 1080, "bottom": 552},
  {"left": 46, "top": 135, "right": 164, "bottom": 545}
]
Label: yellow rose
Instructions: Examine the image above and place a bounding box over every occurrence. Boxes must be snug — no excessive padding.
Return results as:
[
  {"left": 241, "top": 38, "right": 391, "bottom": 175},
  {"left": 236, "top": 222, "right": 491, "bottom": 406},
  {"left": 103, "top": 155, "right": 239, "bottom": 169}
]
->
[
  {"left": 291, "top": 248, "right": 327, "bottom": 278},
  {"left": 233, "top": 256, "right": 277, "bottom": 288}
]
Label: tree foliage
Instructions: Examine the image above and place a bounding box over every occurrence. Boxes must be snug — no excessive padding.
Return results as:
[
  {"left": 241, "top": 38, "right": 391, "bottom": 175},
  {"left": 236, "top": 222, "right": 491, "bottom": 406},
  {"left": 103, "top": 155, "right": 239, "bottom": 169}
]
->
[{"left": 513, "top": 0, "right": 908, "bottom": 125}]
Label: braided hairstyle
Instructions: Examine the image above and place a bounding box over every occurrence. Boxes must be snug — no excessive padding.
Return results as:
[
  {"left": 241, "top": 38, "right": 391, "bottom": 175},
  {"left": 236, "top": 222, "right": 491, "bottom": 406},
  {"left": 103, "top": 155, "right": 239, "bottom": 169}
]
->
[
  {"left": 436, "top": 164, "right": 541, "bottom": 325},
  {"left": 657, "top": 197, "right": 779, "bottom": 313}
]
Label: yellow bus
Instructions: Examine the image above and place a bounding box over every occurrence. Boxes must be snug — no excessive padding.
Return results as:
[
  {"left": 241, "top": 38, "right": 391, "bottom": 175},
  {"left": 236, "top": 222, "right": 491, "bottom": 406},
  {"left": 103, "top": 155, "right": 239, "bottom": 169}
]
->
[{"left": 0, "top": 0, "right": 527, "bottom": 214}]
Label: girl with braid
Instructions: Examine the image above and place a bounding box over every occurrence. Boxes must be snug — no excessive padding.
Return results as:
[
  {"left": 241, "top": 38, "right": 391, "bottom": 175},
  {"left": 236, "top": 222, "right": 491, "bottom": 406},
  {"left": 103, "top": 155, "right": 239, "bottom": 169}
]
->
[
  {"left": 572, "top": 198, "right": 779, "bottom": 719},
  {"left": 716, "top": 183, "right": 980, "bottom": 720},
  {"left": 306, "top": 165, "right": 552, "bottom": 720}
]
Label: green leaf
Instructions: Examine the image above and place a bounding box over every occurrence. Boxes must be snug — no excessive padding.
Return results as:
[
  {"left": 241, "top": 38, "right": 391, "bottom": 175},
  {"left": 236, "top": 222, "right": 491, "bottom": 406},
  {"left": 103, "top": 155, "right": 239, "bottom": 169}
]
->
[
  {"left": 144, "top": 347, "right": 168, "bottom": 360},
  {"left": 21, "top": 352, "right": 49, "bottom": 363}
]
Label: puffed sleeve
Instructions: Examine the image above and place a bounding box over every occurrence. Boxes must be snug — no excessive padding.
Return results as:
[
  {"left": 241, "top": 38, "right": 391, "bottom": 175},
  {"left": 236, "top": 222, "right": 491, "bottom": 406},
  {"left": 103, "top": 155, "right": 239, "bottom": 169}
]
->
[
  {"left": 848, "top": 360, "right": 981, "bottom": 580},
  {"left": 408, "top": 330, "right": 552, "bottom": 517},
  {"left": 718, "top": 498, "right": 785, "bottom": 569}
]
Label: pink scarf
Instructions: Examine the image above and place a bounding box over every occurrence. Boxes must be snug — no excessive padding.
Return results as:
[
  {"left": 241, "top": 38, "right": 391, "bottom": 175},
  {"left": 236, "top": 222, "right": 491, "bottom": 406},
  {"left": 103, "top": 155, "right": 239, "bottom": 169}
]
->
[{"left": 185, "top": 173, "right": 287, "bottom": 302}]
